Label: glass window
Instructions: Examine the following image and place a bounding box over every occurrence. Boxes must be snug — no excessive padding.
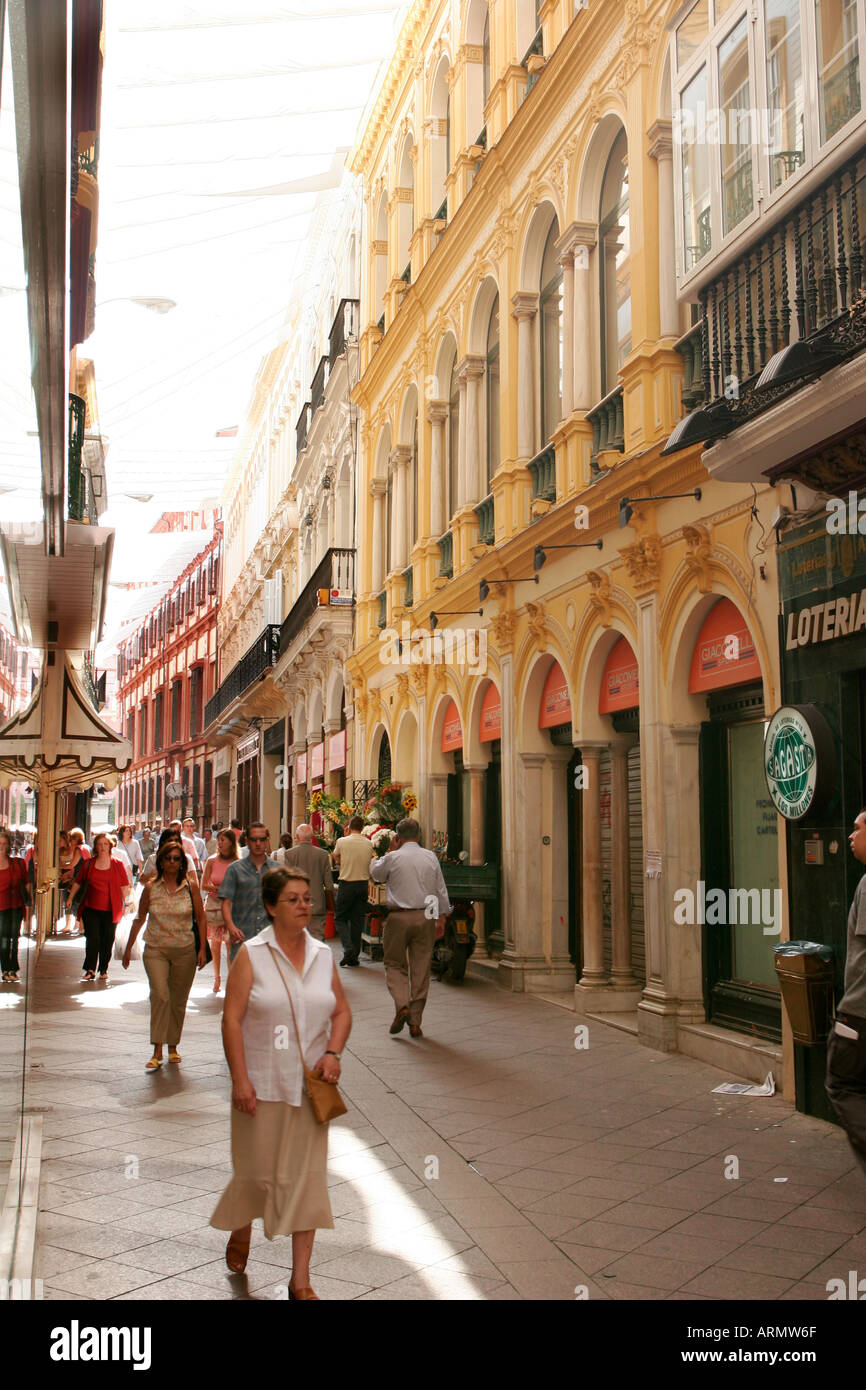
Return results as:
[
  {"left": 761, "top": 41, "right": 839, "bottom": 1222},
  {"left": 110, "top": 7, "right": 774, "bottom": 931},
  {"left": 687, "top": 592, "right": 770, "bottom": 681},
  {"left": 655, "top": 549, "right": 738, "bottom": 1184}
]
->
[
  {"left": 385, "top": 471, "right": 392, "bottom": 575},
  {"left": 448, "top": 359, "right": 459, "bottom": 522},
  {"left": 540, "top": 220, "right": 563, "bottom": 441},
  {"left": 599, "top": 130, "right": 631, "bottom": 394},
  {"left": 677, "top": 0, "right": 709, "bottom": 68},
  {"left": 728, "top": 721, "right": 780, "bottom": 989},
  {"left": 719, "top": 16, "right": 754, "bottom": 234},
  {"left": 411, "top": 414, "right": 418, "bottom": 549},
  {"left": 816, "top": 0, "right": 861, "bottom": 142},
  {"left": 766, "top": 0, "right": 805, "bottom": 187},
  {"left": 482, "top": 8, "right": 491, "bottom": 107},
  {"left": 681, "top": 66, "right": 712, "bottom": 266},
  {"left": 485, "top": 296, "right": 500, "bottom": 490}
]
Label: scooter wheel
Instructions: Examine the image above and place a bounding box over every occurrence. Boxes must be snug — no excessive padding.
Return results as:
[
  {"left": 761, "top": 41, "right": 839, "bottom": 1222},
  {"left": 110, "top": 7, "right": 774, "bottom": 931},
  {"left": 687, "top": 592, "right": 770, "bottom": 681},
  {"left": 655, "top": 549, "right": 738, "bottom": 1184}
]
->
[{"left": 447, "top": 943, "right": 468, "bottom": 982}]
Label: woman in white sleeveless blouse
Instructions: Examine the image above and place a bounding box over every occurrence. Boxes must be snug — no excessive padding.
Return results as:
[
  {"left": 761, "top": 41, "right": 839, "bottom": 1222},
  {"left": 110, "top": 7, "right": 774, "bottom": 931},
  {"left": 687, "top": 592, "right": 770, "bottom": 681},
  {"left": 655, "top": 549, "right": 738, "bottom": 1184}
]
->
[{"left": 211, "top": 866, "right": 351, "bottom": 1299}]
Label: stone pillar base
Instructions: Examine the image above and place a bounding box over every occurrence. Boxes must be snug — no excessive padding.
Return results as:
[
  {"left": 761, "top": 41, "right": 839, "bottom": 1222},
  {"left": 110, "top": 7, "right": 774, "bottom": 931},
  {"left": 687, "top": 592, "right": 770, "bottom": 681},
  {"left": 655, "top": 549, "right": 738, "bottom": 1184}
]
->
[
  {"left": 575, "top": 983, "right": 642, "bottom": 1014},
  {"left": 497, "top": 953, "right": 575, "bottom": 993},
  {"left": 637, "top": 996, "right": 681, "bottom": 1052}
]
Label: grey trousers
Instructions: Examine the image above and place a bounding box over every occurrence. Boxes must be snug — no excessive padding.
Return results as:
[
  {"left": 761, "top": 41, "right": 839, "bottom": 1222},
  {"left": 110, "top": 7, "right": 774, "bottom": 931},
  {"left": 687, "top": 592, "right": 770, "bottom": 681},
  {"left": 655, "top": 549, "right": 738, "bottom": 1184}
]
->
[
  {"left": 826, "top": 1013, "right": 866, "bottom": 1178},
  {"left": 382, "top": 910, "right": 434, "bottom": 1024},
  {"left": 308, "top": 913, "right": 326, "bottom": 942}
]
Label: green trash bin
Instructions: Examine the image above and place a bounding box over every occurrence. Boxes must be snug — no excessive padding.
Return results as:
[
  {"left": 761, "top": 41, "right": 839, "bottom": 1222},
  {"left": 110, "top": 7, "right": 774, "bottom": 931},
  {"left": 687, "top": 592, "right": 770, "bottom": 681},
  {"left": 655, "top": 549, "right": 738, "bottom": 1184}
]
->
[{"left": 773, "top": 941, "right": 835, "bottom": 1046}]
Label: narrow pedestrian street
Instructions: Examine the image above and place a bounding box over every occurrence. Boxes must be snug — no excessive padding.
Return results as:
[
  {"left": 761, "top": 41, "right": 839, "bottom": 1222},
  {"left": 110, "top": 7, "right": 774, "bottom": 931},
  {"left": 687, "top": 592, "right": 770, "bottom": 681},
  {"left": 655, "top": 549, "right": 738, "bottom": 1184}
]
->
[{"left": 26, "top": 940, "right": 866, "bottom": 1303}]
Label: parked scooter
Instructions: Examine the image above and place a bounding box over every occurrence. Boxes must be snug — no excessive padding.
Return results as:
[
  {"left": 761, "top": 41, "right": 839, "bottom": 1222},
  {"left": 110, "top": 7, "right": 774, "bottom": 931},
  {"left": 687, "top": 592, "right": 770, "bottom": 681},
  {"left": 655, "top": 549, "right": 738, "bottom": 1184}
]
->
[{"left": 432, "top": 898, "right": 477, "bottom": 982}]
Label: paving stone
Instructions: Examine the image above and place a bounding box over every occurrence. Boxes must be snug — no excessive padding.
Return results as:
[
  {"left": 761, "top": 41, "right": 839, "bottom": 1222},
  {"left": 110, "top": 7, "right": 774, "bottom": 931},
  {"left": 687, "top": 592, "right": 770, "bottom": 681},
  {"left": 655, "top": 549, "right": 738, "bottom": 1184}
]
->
[
  {"left": 599, "top": 1251, "right": 707, "bottom": 1292},
  {"left": 678, "top": 1267, "right": 796, "bottom": 1300}
]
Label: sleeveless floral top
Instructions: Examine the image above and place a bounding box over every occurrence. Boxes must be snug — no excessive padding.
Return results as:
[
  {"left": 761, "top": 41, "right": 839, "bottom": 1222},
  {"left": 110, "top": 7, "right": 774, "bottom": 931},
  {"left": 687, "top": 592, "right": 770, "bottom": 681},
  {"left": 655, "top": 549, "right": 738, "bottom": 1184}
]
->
[{"left": 143, "top": 879, "right": 196, "bottom": 948}]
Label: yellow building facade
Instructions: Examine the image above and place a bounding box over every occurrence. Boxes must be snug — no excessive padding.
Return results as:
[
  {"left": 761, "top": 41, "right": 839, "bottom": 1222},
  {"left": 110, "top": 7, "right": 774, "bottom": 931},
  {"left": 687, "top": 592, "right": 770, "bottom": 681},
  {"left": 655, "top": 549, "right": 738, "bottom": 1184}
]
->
[{"left": 349, "top": 0, "right": 790, "bottom": 1080}]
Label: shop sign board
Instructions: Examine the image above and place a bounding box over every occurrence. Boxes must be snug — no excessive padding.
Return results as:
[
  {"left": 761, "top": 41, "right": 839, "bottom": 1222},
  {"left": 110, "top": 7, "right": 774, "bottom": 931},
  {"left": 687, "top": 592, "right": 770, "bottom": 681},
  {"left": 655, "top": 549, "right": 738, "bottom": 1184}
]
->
[
  {"left": 441, "top": 700, "right": 463, "bottom": 751},
  {"left": 689, "top": 598, "right": 762, "bottom": 692},
  {"left": 539, "top": 661, "right": 572, "bottom": 728},
  {"left": 328, "top": 729, "right": 346, "bottom": 770},
  {"left": 310, "top": 742, "right": 324, "bottom": 780},
  {"left": 599, "top": 638, "right": 639, "bottom": 714},
  {"left": 296, "top": 752, "right": 307, "bottom": 785},
  {"left": 764, "top": 704, "right": 835, "bottom": 820},
  {"left": 480, "top": 683, "right": 501, "bottom": 741}
]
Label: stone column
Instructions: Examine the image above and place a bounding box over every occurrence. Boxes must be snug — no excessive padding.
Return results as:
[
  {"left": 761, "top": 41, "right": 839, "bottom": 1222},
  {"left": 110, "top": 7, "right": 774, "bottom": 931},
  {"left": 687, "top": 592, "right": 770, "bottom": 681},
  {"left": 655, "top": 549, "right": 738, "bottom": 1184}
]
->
[
  {"left": 610, "top": 742, "right": 639, "bottom": 989},
  {"left": 565, "top": 222, "right": 598, "bottom": 411},
  {"left": 511, "top": 291, "right": 538, "bottom": 459},
  {"left": 390, "top": 445, "right": 412, "bottom": 571},
  {"left": 429, "top": 772, "right": 448, "bottom": 843},
  {"left": 559, "top": 246, "right": 575, "bottom": 417},
  {"left": 648, "top": 121, "right": 678, "bottom": 340},
  {"left": 291, "top": 742, "right": 306, "bottom": 827},
  {"left": 576, "top": 743, "right": 608, "bottom": 991},
  {"left": 466, "top": 766, "right": 486, "bottom": 864},
  {"left": 457, "top": 373, "right": 467, "bottom": 508},
  {"left": 499, "top": 650, "right": 517, "bottom": 956},
  {"left": 458, "top": 356, "right": 485, "bottom": 505},
  {"left": 427, "top": 400, "right": 448, "bottom": 537},
  {"left": 370, "top": 476, "right": 387, "bottom": 592}
]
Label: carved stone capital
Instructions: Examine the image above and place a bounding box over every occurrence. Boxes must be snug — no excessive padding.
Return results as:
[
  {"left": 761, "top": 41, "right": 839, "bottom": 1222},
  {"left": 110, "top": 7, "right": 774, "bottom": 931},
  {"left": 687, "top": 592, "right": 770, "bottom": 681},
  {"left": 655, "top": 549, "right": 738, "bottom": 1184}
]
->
[
  {"left": 511, "top": 290, "right": 539, "bottom": 322},
  {"left": 682, "top": 522, "right": 713, "bottom": 594},
  {"left": 490, "top": 610, "right": 517, "bottom": 654},
  {"left": 621, "top": 535, "right": 663, "bottom": 595},
  {"left": 427, "top": 398, "right": 448, "bottom": 424},
  {"left": 525, "top": 600, "right": 548, "bottom": 652},
  {"left": 586, "top": 569, "right": 612, "bottom": 627}
]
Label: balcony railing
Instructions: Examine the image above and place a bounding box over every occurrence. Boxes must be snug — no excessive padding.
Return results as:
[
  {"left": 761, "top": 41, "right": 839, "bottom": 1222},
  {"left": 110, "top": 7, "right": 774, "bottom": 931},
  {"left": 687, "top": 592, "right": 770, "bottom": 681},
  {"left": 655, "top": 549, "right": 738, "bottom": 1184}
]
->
[
  {"left": 81, "top": 654, "right": 99, "bottom": 711},
  {"left": 279, "top": 547, "right": 355, "bottom": 657},
  {"left": 376, "top": 590, "right": 387, "bottom": 629},
  {"left": 68, "top": 394, "right": 86, "bottom": 521},
  {"left": 400, "top": 262, "right": 411, "bottom": 286},
  {"left": 822, "top": 55, "right": 861, "bottom": 141},
  {"left": 675, "top": 322, "right": 705, "bottom": 415},
  {"left": 204, "top": 624, "right": 281, "bottom": 728},
  {"left": 329, "top": 298, "right": 359, "bottom": 368},
  {"left": 474, "top": 494, "right": 495, "bottom": 546},
  {"left": 434, "top": 197, "right": 447, "bottom": 223},
  {"left": 670, "top": 148, "right": 866, "bottom": 447},
  {"left": 523, "top": 29, "right": 544, "bottom": 93},
  {"left": 587, "top": 385, "right": 625, "bottom": 476},
  {"left": 528, "top": 444, "right": 556, "bottom": 502},
  {"left": 310, "top": 356, "right": 328, "bottom": 417},
  {"left": 402, "top": 565, "right": 413, "bottom": 608},
  {"left": 438, "top": 531, "right": 453, "bottom": 579},
  {"left": 296, "top": 402, "right": 311, "bottom": 458},
  {"left": 377, "top": 312, "right": 385, "bottom": 336}
]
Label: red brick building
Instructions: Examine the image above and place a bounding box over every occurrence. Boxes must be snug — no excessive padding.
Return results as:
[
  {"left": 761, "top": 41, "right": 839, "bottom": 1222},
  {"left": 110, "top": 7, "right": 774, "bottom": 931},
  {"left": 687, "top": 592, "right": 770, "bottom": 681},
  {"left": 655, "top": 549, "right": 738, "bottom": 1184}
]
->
[{"left": 116, "top": 524, "right": 222, "bottom": 831}]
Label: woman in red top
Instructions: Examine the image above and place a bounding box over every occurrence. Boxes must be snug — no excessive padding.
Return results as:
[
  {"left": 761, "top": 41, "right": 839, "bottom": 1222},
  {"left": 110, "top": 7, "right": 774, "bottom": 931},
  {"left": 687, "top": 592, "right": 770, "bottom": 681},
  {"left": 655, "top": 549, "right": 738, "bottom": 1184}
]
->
[
  {"left": 68, "top": 832, "right": 131, "bottom": 981},
  {"left": 0, "top": 827, "right": 30, "bottom": 982}
]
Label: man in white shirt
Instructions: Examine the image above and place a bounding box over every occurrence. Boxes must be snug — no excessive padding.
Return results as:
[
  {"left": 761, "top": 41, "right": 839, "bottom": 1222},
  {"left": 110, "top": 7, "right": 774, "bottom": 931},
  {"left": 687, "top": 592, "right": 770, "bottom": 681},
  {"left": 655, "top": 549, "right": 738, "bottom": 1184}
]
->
[
  {"left": 370, "top": 818, "right": 450, "bottom": 1038},
  {"left": 183, "top": 817, "right": 207, "bottom": 867}
]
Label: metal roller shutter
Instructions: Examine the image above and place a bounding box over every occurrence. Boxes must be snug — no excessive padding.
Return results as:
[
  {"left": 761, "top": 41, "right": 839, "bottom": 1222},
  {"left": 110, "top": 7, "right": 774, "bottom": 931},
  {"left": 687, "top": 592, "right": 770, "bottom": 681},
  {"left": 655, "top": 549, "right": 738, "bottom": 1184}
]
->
[
  {"left": 628, "top": 744, "right": 645, "bottom": 985},
  {"left": 599, "top": 749, "right": 612, "bottom": 977}
]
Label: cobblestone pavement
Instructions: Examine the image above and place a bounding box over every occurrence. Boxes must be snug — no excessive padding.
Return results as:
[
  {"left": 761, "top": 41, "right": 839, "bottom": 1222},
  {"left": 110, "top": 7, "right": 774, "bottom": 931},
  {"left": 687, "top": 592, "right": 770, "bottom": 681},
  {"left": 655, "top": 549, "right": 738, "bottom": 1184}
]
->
[{"left": 18, "top": 935, "right": 866, "bottom": 1301}]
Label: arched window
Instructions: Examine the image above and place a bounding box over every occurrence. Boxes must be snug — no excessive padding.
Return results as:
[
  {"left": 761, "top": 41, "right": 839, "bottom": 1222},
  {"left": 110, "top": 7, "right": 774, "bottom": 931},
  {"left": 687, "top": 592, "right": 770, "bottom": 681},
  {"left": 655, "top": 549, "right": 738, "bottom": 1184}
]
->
[
  {"left": 377, "top": 731, "right": 391, "bottom": 783},
  {"left": 430, "top": 60, "right": 450, "bottom": 219},
  {"left": 599, "top": 129, "right": 631, "bottom": 395},
  {"left": 540, "top": 219, "right": 562, "bottom": 441},
  {"left": 448, "top": 357, "right": 460, "bottom": 522},
  {"left": 482, "top": 7, "right": 491, "bottom": 107},
  {"left": 373, "top": 192, "right": 388, "bottom": 328},
  {"left": 385, "top": 468, "right": 393, "bottom": 575},
  {"left": 485, "top": 294, "right": 500, "bottom": 490},
  {"left": 411, "top": 413, "right": 419, "bottom": 549}
]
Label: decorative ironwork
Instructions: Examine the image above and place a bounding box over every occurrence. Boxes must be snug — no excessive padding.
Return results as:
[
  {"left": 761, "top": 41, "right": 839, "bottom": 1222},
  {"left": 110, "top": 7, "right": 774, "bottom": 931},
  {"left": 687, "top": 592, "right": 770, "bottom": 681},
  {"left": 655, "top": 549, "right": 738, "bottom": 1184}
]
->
[
  {"left": 434, "top": 197, "right": 447, "bottom": 223},
  {"left": 328, "top": 298, "right": 359, "bottom": 368},
  {"left": 68, "top": 394, "right": 86, "bottom": 522},
  {"left": 675, "top": 323, "right": 705, "bottom": 414},
  {"left": 310, "top": 356, "right": 328, "bottom": 417},
  {"left": 822, "top": 56, "right": 861, "bottom": 142},
  {"left": 528, "top": 444, "right": 556, "bottom": 502},
  {"left": 377, "top": 312, "right": 385, "bottom": 336},
  {"left": 474, "top": 494, "right": 495, "bottom": 546},
  {"left": 402, "top": 565, "right": 414, "bottom": 607},
  {"left": 523, "top": 29, "right": 544, "bottom": 93},
  {"left": 400, "top": 262, "right": 411, "bottom": 285},
  {"left": 587, "top": 385, "right": 625, "bottom": 475},
  {"left": 295, "top": 402, "right": 311, "bottom": 457},
  {"left": 204, "top": 625, "right": 281, "bottom": 728},
  {"left": 437, "top": 531, "right": 453, "bottom": 579},
  {"left": 376, "top": 590, "right": 387, "bottom": 629}
]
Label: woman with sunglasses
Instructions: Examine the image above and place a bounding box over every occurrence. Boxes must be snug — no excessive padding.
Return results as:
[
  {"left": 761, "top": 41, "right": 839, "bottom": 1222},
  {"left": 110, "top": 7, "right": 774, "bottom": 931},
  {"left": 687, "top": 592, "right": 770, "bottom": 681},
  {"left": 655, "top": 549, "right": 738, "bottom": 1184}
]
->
[{"left": 123, "top": 839, "right": 207, "bottom": 1070}]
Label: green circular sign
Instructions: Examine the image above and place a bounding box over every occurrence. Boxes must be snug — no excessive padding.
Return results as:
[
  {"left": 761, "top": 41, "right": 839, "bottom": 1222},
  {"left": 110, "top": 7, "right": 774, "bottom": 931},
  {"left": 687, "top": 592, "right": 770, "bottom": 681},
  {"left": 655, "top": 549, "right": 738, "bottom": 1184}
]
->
[{"left": 764, "top": 705, "right": 833, "bottom": 820}]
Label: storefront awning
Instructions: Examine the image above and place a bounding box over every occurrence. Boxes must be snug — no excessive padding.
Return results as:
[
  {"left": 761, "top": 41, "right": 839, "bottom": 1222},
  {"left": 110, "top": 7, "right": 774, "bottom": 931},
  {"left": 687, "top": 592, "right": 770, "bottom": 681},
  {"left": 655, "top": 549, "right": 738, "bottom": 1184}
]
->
[
  {"left": 689, "top": 598, "right": 761, "bottom": 693},
  {"left": 441, "top": 700, "right": 463, "bottom": 752},
  {"left": 599, "top": 638, "right": 639, "bottom": 714},
  {"left": 0, "top": 653, "right": 131, "bottom": 791},
  {"left": 480, "top": 683, "right": 501, "bottom": 742},
  {"left": 539, "top": 661, "right": 572, "bottom": 729}
]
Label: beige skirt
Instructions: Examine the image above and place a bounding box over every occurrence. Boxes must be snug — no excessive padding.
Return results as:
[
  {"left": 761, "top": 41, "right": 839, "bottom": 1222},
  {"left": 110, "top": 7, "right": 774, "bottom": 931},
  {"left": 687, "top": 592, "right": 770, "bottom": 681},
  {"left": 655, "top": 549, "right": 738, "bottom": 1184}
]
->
[{"left": 210, "top": 1095, "right": 333, "bottom": 1239}]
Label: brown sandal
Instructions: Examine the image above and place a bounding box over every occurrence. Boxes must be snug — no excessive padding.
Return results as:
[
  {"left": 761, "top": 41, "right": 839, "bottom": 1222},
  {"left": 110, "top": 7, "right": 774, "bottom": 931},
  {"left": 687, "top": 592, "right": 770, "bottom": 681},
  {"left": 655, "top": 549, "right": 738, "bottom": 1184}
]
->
[
  {"left": 289, "top": 1285, "right": 319, "bottom": 1300},
  {"left": 226, "top": 1226, "right": 251, "bottom": 1273}
]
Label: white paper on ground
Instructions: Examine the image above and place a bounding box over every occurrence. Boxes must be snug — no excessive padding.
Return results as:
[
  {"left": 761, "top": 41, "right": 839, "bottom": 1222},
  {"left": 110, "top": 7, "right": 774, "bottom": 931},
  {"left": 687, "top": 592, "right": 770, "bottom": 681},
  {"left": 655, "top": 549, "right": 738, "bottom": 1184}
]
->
[{"left": 711, "top": 1071, "right": 776, "bottom": 1097}]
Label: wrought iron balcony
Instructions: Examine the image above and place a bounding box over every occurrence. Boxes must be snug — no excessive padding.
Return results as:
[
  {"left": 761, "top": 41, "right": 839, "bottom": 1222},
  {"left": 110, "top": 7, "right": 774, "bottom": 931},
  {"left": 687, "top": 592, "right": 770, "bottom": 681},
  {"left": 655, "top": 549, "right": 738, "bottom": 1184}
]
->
[
  {"left": 523, "top": 29, "right": 544, "bottom": 93},
  {"left": 528, "top": 444, "right": 556, "bottom": 502},
  {"left": 204, "top": 624, "right": 281, "bottom": 728},
  {"left": 476, "top": 125, "right": 487, "bottom": 151},
  {"left": 666, "top": 147, "right": 866, "bottom": 452},
  {"left": 686, "top": 205, "right": 712, "bottom": 270},
  {"left": 474, "top": 494, "right": 495, "bottom": 546},
  {"left": 400, "top": 262, "right": 411, "bottom": 285},
  {"left": 587, "top": 386, "right": 625, "bottom": 476},
  {"left": 68, "top": 393, "right": 86, "bottom": 521},
  {"left": 403, "top": 565, "right": 413, "bottom": 608},
  {"left": 376, "top": 590, "right": 387, "bottom": 629},
  {"left": 438, "top": 531, "right": 453, "bottom": 579},
  {"left": 823, "top": 55, "right": 861, "bottom": 141},
  {"left": 310, "top": 355, "right": 328, "bottom": 417},
  {"left": 278, "top": 547, "right": 355, "bottom": 657},
  {"left": 296, "top": 401, "right": 311, "bottom": 458},
  {"left": 377, "top": 312, "right": 385, "bottom": 336},
  {"left": 81, "top": 654, "right": 99, "bottom": 710},
  {"left": 434, "top": 197, "right": 447, "bottom": 223},
  {"left": 674, "top": 322, "right": 705, "bottom": 415},
  {"left": 329, "top": 298, "right": 359, "bottom": 369}
]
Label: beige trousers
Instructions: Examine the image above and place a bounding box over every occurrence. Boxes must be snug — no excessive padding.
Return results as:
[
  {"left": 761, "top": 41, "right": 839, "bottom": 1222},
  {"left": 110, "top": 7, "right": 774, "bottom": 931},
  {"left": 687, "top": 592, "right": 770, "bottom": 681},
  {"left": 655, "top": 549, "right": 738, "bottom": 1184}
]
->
[
  {"left": 382, "top": 910, "right": 435, "bottom": 1024},
  {"left": 143, "top": 941, "right": 197, "bottom": 1046}
]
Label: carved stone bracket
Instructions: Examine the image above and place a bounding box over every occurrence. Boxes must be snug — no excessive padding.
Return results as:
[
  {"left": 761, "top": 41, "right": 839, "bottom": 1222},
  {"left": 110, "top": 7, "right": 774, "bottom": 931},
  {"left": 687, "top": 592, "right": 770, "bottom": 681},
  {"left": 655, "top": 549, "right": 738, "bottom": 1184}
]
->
[
  {"left": 525, "top": 601, "right": 548, "bottom": 653},
  {"left": 586, "top": 569, "right": 612, "bottom": 627},
  {"left": 621, "top": 535, "right": 663, "bottom": 595},
  {"left": 490, "top": 610, "right": 517, "bottom": 655},
  {"left": 682, "top": 522, "right": 713, "bottom": 594}
]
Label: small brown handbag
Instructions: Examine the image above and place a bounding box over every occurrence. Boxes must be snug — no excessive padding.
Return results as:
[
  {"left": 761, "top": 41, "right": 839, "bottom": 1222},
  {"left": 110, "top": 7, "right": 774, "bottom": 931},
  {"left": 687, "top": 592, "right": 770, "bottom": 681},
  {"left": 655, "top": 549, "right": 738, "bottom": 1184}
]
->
[{"left": 268, "top": 945, "right": 347, "bottom": 1125}]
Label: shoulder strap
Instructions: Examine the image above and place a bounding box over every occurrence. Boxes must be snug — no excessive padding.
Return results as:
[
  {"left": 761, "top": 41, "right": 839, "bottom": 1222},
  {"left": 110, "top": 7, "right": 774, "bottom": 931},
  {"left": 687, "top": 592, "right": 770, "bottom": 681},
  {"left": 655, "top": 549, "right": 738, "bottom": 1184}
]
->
[{"left": 267, "top": 944, "right": 306, "bottom": 1072}]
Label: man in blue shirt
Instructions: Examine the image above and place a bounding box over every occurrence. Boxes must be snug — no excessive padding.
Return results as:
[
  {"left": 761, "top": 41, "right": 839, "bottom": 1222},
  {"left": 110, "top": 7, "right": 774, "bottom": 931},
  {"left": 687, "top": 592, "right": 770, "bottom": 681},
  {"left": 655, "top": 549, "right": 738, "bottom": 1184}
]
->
[{"left": 219, "top": 821, "right": 277, "bottom": 962}]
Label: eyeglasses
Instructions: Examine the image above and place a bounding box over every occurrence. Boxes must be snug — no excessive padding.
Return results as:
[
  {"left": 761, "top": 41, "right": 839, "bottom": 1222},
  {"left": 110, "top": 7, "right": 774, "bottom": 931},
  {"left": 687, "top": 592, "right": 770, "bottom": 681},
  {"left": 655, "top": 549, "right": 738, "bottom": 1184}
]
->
[
  {"left": 248, "top": 835, "right": 268, "bottom": 842},
  {"left": 163, "top": 854, "right": 182, "bottom": 862},
  {"left": 277, "top": 894, "right": 312, "bottom": 905}
]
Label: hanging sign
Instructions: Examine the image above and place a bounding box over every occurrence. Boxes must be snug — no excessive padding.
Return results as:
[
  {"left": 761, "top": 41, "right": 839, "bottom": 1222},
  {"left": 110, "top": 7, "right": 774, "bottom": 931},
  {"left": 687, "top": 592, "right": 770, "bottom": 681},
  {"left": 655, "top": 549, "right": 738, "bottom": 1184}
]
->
[
  {"left": 441, "top": 700, "right": 463, "bottom": 752},
  {"left": 764, "top": 704, "right": 835, "bottom": 820},
  {"left": 689, "top": 598, "right": 761, "bottom": 692},
  {"left": 538, "top": 661, "right": 572, "bottom": 729},
  {"left": 328, "top": 729, "right": 346, "bottom": 771},
  {"left": 480, "top": 683, "right": 501, "bottom": 742},
  {"left": 599, "top": 637, "right": 639, "bottom": 714}
]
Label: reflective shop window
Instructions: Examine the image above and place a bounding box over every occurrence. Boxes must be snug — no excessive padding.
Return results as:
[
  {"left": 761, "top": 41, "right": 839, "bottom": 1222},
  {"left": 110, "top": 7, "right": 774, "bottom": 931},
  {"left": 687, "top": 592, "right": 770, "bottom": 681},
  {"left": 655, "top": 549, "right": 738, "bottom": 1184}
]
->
[{"left": 817, "top": 0, "right": 861, "bottom": 142}]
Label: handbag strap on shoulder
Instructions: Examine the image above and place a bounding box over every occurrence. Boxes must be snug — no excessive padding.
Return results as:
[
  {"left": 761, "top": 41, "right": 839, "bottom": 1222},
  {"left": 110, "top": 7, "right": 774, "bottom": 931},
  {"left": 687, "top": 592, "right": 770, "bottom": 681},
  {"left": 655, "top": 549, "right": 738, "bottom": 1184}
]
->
[{"left": 267, "top": 944, "right": 306, "bottom": 1071}]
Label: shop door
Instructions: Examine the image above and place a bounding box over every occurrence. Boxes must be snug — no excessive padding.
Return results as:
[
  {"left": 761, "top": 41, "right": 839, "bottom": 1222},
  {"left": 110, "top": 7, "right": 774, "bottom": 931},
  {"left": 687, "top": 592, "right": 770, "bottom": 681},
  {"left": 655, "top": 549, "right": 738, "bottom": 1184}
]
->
[
  {"left": 599, "top": 750, "right": 612, "bottom": 976},
  {"left": 566, "top": 748, "right": 582, "bottom": 971},
  {"left": 628, "top": 745, "right": 645, "bottom": 985},
  {"left": 484, "top": 741, "right": 503, "bottom": 951}
]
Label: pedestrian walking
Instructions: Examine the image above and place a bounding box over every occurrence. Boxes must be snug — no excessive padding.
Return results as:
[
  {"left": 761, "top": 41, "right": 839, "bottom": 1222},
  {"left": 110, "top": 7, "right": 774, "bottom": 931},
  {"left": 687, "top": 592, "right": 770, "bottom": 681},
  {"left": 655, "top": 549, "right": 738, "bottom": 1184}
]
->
[
  {"left": 141, "top": 828, "right": 198, "bottom": 885},
  {"left": 332, "top": 816, "right": 374, "bottom": 968},
  {"left": 273, "top": 832, "right": 293, "bottom": 866},
  {"left": 370, "top": 818, "right": 450, "bottom": 1038},
  {"left": 826, "top": 808, "right": 866, "bottom": 1178},
  {"left": 219, "top": 821, "right": 277, "bottom": 962},
  {"left": 201, "top": 828, "right": 239, "bottom": 993},
  {"left": 210, "top": 867, "right": 351, "bottom": 1295},
  {"left": 122, "top": 840, "right": 208, "bottom": 1069},
  {"left": 67, "top": 832, "right": 132, "bottom": 981},
  {"left": 0, "top": 827, "right": 30, "bottom": 982},
  {"left": 115, "top": 824, "right": 143, "bottom": 882},
  {"left": 283, "top": 825, "right": 334, "bottom": 942},
  {"left": 205, "top": 824, "right": 221, "bottom": 858},
  {"left": 183, "top": 817, "right": 207, "bottom": 868}
]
